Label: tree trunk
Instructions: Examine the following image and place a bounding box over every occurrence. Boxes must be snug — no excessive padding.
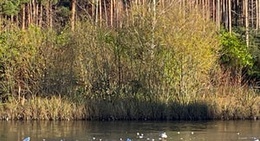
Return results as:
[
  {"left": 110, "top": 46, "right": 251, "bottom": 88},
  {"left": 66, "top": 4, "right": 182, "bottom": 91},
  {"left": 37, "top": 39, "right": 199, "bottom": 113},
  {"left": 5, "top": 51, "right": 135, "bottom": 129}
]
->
[
  {"left": 110, "top": 0, "right": 114, "bottom": 27},
  {"left": 257, "top": 0, "right": 259, "bottom": 30},
  {"left": 216, "top": 0, "right": 220, "bottom": 29},
  {"left": 32, "top": 0, "right": 36, "bottom": 24},
  {"left": 91, "top": 0, "right": 95, "bottom": 23},
  {"left": 35, "top": 2, "right": 39, "bottom": 26},
  {"left": 99, "top": 0, "right": 102, "bottom": 27},
  {"left": 46, "top": 1, "right": 50, "bottom": 27},
  {"left": 49, "top": 1, "right": 53, "bottom": 29},
  {"left": 245, "top": 0, "right": 249, "bottom": 47},
  {"left": 39, "top": 3, "right": 43, "bottom": 28},
  {"left": 95, "top": 0, "right": 98, "bottom": 25},
  {"left": 251, "top": 0, "right": 254, "bottom": 28},
  {"left": 0, "top": 15, "right": 2, "bottom": 31},
  {"left": 22, "top": 4, "right": 26, "bottom": 30},
  {"left": 212, "top": 0, "right": 216, "bottom": 22},
  {"left": 71, "top": 0, "right": 76, "bottom": 31},
  {"left": 151, "top": 0, "right": 156, "bottom": 56},
  {"left": 258, "top": 0, "right": 260, "bottom": 30},
  {"left": 28, "top": 1, "right": 32, "bottom": 26},
  {"left": 104, "top": 0, "right": 108, "bottom": 26},
  {"left": 228, "top": 0, "right": 232, "bottom": 33},
  {"left": 116, "top": 1, "right": 119, "bottom": 27}
]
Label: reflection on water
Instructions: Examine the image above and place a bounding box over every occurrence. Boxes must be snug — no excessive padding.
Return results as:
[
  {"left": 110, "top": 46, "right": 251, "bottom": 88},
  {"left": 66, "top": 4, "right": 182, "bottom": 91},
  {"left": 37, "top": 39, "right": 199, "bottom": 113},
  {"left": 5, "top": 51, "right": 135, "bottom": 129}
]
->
[{"left": 0, "top": 120, "right": 259, "bottom": 141}]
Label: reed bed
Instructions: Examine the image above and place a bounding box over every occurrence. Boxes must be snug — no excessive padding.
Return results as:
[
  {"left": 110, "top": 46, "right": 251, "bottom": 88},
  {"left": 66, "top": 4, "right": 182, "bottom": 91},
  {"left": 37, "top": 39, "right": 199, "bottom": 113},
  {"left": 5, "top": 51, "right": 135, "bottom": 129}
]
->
[
  {"left": 0, "top": 86, "right": 259, "bottom": 121},
  {"left": 0, "top": 96, "right": 86, "bottom": 120}
]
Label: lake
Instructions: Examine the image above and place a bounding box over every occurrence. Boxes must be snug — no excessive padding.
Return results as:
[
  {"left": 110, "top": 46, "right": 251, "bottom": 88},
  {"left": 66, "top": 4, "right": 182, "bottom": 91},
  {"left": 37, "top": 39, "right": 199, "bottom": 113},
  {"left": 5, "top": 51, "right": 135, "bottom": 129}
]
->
[{"left": 0, "top": 120, "right": 259, "bottom": 141}]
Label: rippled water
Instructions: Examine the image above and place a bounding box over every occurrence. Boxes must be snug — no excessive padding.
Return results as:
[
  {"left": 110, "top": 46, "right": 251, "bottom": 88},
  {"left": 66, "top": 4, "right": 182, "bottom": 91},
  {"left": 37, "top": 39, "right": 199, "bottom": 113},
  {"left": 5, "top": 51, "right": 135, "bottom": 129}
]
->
[{"left": 0, "top": 120, "right": 259, "bottom": 141}]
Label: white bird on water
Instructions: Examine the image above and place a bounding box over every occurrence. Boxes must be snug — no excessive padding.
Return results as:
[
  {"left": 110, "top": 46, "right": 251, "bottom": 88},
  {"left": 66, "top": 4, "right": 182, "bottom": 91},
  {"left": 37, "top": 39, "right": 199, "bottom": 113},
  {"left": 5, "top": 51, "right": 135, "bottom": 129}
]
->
[
  {"left": 159, "top": 132, "right": 168, "bottom": 139},
  {"left": 137, "top": 132, "right": 144, "bottom": 139},
  {"left": 253, "top": 137, "right": 259, "bottom": 141}
]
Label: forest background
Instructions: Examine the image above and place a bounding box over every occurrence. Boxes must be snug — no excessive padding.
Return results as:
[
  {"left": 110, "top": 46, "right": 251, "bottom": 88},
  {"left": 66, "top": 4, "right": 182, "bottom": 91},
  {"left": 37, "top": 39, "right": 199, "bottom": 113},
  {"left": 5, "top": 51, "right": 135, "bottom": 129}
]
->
[{"left": 0, "top": 0, "right": 259, "bottom": 121}]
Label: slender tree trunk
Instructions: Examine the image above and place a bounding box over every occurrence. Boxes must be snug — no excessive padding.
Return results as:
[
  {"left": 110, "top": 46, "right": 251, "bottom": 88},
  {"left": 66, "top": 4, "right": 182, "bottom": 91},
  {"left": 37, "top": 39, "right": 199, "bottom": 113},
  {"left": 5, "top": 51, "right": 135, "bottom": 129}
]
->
[
  {"left": 258, "top": 0, "right": 260, "bottom": 29},
  {"left": 28, "top": 1, "right": 31, "bottom": 26},
  {"left": 216, "top": 0, "right": 220, "bottom": 29},
  {"left": 32, "top": 0, "right": 36, "bottom": 24},
  {"left": 95, "top": 0, "right": 98, "bottom": 25},
  {"left": 110, "top": 0, "right": 114, "bottom": 27},
  {"left": 212, "top": 0, "right": 216, "bottom": 22},
  {"left": 118, "top": 1, "right": 123, "bottom": 28},
  {"left": 202, "top": 0, "right": 205, "bottom": 20},
  {"left": 0, "top": 15, "right": 2, "bottom": 31},
  {"left": 115, "top": 1, "right": 119, "bottom": 27},
  {"left": 10, "top": 15, "right": 14, "bottom": 25},
  {"left": 46, "top": 1, "right": 50, "bottom": 27},
  {"left": 223, "top": 0, "right": 228, "bottom": 29},
  {"left": 104, "top": 0, "right": 108, "bottom": 26},
  {"left": 257, "top": 0, "right": 259, "bottom": 30},
  {"left": 228, "top": 0, "right": 232, "bottom": 33},
  {"left": 99, "top": 0, "right": 102, "bottom": 27},
  {"left": 251, "top": 0, "right": 254, "bottom": 28},
  {"left": 257, "top": 0, "right": 260, "bottom": 30},
  {"left": 35, "top": 2, "right": 39, "bottom": 26},
  {"left": 205, "top": 0, "right": 210, "bottom": 20},
  {"left": 22, "top": 4, "right": 26, "bottom": 30},
  {"left": 245, "top": 0, "right": 249, "bottom": 47},
  {"left": 125, "top": 0, "right": 129, "bottom": 26},
  {"left": 39, "top": 3, "right": 43, "bottom": 28},
  {"left": 49, "top": 1, "right": 53, "bottom": 29},
  {"left": 91, "top": 0, "right": 95, "bottom": 23},
  {"left": 71, "top": 0, "right": 76, "bottom": 31},
  {"left": 151, "top": 0, "right": 156, "bottom": 57}
]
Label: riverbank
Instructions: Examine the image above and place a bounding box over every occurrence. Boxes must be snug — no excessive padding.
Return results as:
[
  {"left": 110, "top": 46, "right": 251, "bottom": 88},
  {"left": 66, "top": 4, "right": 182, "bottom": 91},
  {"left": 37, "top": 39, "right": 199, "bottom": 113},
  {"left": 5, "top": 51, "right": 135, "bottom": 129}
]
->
[
  {"left": 0, "top": 2, "right": 259, "bottom": 121},
  {"left": 0, "top": 86, "right": 259, "bottom": 121}
]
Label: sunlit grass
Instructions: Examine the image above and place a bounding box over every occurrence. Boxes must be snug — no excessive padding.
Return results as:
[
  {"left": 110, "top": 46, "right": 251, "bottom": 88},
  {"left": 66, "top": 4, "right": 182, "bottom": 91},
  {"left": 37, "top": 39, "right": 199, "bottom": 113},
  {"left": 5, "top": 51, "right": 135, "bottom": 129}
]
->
[
  {"left": 0, "top": 96, "right": 85, "bottom": 120},
  {"left": 0, "top": 86, "right": 259, "bottom": 121}
]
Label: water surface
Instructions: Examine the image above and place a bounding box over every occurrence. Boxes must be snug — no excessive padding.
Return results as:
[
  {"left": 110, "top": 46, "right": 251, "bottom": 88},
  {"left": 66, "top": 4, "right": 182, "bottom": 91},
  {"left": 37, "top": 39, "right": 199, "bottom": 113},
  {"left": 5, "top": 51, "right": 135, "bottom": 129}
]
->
[{"left": 0, "top": 120, "right": 259, "bottom": 141}]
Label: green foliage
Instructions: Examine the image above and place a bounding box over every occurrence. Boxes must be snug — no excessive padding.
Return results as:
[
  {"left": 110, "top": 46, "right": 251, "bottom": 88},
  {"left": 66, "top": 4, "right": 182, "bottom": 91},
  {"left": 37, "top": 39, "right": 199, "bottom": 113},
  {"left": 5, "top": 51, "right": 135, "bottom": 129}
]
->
[
  {"left": 20, "top": 0, "right": 30, "bottom": 4},
  {"left": 56, "top": 6, "right": 71, "bottom": 26},
  {"left": 220, "top": 31, "right": 253, "bottom": 68},
  {"left": 153, "top": 3, "right": 220, "bottom": 104},
  {"left": 244, "top": 30, "right": 260, "bottom": 80},
  {"left": 0, "top": 26, "right": 45, "bottom": 99},
  {"left": 1, "top": 0, "right": 20, "bottom": 16}
]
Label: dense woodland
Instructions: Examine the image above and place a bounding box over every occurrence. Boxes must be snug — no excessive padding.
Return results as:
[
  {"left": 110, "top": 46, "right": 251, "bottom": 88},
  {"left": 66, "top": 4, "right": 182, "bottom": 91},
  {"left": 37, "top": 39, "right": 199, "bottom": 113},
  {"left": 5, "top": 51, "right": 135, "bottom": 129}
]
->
[
  {"left": 1, "top": 0, "right": 260, "bottom": 30},
  {"left": 0, "top": 0, "right": 259, "bottom": 120}
]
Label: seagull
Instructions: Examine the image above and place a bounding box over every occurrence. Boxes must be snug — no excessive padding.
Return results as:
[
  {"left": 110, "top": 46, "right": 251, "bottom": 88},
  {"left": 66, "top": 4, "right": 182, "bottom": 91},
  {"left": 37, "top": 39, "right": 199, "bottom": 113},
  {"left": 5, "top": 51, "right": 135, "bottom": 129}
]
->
[
  {"left": 23, "top": 137, "right": 30, "bottom": 141},
  {"left": 160, "top": 132, "right": 167, "bottom": 139},
  {"left": 140, "top": 133, "right": 144, "bottom": 139},
  {"left": 137, "top": 132, "right": 144, "bottom": 139},
  {"left": 253, "top": 137, "right": 259, "bottom": 141}
]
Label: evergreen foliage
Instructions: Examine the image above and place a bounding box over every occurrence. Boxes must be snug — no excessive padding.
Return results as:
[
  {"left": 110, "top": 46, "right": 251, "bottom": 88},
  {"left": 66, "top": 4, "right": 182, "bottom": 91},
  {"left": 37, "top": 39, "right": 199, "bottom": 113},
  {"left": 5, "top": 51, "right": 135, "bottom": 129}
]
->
[{"left": 220, "top": 30, "right": 253, "bottom": 68}]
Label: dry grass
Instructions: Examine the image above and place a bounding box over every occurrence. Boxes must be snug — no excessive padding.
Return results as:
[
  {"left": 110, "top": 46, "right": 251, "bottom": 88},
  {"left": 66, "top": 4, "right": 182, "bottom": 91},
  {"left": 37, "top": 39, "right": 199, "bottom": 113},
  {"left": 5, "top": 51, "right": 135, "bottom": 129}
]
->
[
  {"left": 0, "top": 96, "right": 86, "bottom": 120},
  {"left": 0, "top": 88, "right": 259, "bottom": 121}
]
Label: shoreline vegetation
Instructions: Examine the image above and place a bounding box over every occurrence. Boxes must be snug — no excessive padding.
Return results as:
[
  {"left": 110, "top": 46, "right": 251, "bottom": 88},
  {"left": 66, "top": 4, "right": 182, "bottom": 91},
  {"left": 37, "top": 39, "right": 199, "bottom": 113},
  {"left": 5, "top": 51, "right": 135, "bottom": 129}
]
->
[
  {"left": 0, "top": 85, "right": 259, "bottom": 121},
  {"left": 0, "top": 1, "right": 260, "bottom": 121}
]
